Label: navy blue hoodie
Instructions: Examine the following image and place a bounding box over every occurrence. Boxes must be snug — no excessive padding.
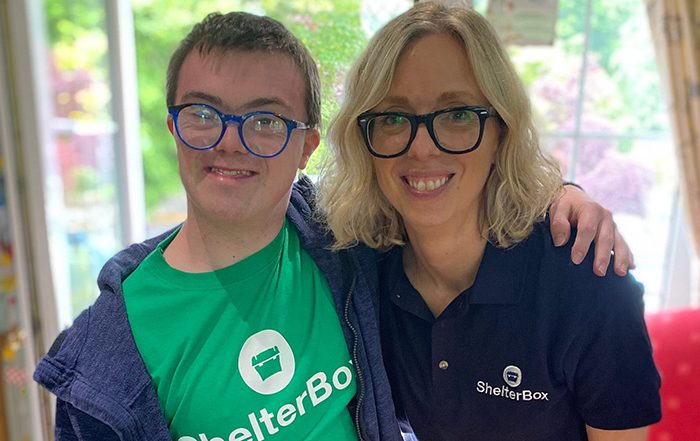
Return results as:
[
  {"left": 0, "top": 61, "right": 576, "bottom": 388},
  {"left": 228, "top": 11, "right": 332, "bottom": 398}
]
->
[{"left": 34, "top": 177, "right": 402, "bottom": 441}]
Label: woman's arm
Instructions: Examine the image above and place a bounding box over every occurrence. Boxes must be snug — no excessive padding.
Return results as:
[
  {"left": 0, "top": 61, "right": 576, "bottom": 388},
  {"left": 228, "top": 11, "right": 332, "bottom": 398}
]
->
[{"left": 586, "top": 425, "right": 648, "bottom": 441}]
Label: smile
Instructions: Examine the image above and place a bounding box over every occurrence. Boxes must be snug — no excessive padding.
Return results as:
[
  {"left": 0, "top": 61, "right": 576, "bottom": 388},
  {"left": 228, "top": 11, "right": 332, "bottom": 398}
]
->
[
  {"left": 209, "top": 167, "right": 254, "bottom": 177},
  {"left": 404, "top": 175, "right": 451, "bottom": 192}
]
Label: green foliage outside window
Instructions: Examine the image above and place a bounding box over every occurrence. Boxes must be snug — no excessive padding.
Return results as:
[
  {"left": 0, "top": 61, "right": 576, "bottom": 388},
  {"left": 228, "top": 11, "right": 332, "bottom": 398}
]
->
[
  {"left": 40, "top": 0, "right": 676, "bottom": 314},
  {"left": 505, "top": 0, "right": 663, "bottom": 134},
  {"left": 44, "top": 0, "right": 666, "bottom": 216},
  {"left": 44, "top": 0, "right": 369, "bottom": 213}
]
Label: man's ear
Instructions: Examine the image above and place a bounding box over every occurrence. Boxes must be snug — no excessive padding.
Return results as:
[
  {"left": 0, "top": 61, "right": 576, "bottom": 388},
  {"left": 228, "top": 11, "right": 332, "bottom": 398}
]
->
[
  {"left": 167, "top": 116, "right": 175, "bottom": 135},
  {"left": 298, "top": 128, "right": 320, "bottom": 170}
]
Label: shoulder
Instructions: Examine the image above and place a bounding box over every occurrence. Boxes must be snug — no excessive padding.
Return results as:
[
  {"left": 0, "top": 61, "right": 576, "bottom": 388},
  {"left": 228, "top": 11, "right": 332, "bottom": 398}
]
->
[
  {"left": 96, "top": 228, "right": 175, "bottom": 292},
  {"left": 34, "top": 290, "right": 141, "bottom": 397},
  {"left": 290, "top": 174, "right": 317, "bottom": 214},
  {"left": 35, "top": 263, "right": 152, "bottom": 402},
  {"left": 46, "top": 229, "right": 176, "bottom": 373},
  {"left": 288, "top": 175, "right": 325, "bottom": 239},
  {"left": 526, "top": 221, "right": 645, "bottom": 319},
  {"left": 529, "top": 220, "right": 637, "bottom": 286}
]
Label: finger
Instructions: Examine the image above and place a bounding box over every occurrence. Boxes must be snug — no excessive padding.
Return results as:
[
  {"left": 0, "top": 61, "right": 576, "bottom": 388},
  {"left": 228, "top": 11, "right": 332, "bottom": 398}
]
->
[
  {"left": 611, "top": 228, "right": 634, "bottom": 276},
  {"left": 569, "top": 206, "right": 600, "bottom": 265},
  {"left": 592, "top": 216, "right": 616, "bottom": 277},
  {"left": 549, "top": 196, "right": 572, "bottom": 247}
]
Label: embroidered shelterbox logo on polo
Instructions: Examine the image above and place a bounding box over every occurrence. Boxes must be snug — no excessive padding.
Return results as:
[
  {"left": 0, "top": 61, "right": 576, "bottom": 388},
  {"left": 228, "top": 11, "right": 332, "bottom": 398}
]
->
[
  {"left": 503, "top": 365, "right": 522, "bottom": 387},
  {"left": 239, "top": 330, "right": 295, "bottom": 395},
  {"left": 476, "top": 364, "right": 550, "bottom": 402}
]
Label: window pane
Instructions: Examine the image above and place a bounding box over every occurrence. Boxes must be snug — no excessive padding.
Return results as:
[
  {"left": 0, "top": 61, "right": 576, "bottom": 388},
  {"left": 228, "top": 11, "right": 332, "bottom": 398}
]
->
[
  {"left": 580, "top": 0, "right": 675, "bottom": 309},
  {"left": 512, "top": 0, "right": 677, "bottom": 311},
  {"left": 611, "top": 138, "right": 678, "bottom": 311},
  {"left": 583, "top": 0, "right": 668, "bottom": 135},
  {"left": 44, "top": 0, "right": 122, "bottom": 324}
]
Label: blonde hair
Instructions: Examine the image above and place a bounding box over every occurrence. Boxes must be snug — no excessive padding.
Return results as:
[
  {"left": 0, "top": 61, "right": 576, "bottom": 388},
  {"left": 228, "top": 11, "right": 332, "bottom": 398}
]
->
[{"left": 317, "top": 2, "right": 562, "bottom": 250}]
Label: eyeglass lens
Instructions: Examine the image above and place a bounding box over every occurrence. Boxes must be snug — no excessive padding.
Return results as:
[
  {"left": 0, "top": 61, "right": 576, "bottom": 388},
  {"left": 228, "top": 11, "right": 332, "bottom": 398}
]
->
[
  {"left": 176, "top": 104, "right": 289, "bottom": 156},
  {"left": 367, "top": 108, "right": 482, "bottom": 156}
]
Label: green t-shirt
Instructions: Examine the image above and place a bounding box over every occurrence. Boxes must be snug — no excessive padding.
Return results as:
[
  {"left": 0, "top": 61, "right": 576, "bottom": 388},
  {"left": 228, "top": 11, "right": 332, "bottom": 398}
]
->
[{"left": 123, "top": 221, "right": 357, "bottom": 441}]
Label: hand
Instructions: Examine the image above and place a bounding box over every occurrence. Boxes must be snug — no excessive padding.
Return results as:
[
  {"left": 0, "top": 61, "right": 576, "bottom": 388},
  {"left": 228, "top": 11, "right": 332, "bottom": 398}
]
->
[{"left": 549, "top": 185, "right": 635, "bottom": 277}]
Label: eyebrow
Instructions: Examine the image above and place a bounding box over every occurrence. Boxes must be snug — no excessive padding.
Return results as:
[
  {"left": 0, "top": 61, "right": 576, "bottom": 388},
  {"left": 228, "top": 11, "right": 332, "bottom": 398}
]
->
[
  {"left": 242, "top": 97, "right": 294, "bottom": 114},
  {"left": 179, "top": 91, "right": 222, "bottom": 106},
  {"left": 439, "top": 91, "right": 481, "bottom": 102},
  {"left": 380, "top": 91, "right": 482, "bottom": 108},
  {"left": 178, "top": 92, "right": 294, "bottom": 114}
]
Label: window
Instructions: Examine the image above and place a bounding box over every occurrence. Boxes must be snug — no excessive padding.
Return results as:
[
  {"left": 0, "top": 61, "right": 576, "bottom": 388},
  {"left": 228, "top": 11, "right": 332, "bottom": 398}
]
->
[
  {"left": 36, "top": 0, "right": 689, "bottom": 324},
  {"left": 481, "top": 0, "right": 680, "bottom": 310}
]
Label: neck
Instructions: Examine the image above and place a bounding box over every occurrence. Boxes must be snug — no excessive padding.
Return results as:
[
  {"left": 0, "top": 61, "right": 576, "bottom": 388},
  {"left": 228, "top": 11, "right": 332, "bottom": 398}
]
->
[
  {"left": 403, "top": 219, "right": 487, "bottom": 317},
  {"left": 163, "top": 211, "right": 286, "bottom": 273}
]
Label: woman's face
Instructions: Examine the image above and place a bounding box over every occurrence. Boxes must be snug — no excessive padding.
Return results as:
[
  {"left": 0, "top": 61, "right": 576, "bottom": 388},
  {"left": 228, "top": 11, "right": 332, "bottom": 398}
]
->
[{"left": 371, "top": 33, "right": 499, "bottom": 235}]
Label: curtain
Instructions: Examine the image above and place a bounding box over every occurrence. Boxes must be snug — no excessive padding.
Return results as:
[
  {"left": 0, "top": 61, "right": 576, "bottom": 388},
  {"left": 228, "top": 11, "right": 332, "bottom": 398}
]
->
[{"left": 646, "top": 1, "right": 700, "bottom": 266}]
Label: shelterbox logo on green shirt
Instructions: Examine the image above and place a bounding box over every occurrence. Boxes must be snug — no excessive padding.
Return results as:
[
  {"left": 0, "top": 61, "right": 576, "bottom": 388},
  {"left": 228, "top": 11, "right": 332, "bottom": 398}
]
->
[
  {"left": 123, "top": 221, "right": 358, "bottom": 441},
  {"left": 205, "top": 328, "right": 356, "bottom": 440},
  {"left": 239, "top": 330, "right": 295, "bottom": 394}
]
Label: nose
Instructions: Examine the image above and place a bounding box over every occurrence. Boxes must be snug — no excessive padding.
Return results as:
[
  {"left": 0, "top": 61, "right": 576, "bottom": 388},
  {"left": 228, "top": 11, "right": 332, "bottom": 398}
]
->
[
  {"left": 214, "top": 122, "right": 248, "bottom": 154},
  {"left": 406, "top": 123, "right": 439, "bottom": 160}
]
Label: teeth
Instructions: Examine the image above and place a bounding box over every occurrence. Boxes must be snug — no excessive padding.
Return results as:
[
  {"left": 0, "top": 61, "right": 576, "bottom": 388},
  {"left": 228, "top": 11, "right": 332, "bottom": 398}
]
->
[
  {"left": 407, "top": 176, "right": 449, "bottom": 192},
  {"left": 211, "top": 167, "right": 253, "bottom": 176}
]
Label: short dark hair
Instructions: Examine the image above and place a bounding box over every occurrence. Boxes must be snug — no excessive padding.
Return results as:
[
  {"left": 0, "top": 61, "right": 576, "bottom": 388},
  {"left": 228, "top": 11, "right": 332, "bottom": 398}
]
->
[{"left": 166, "top": 11, "right": 321, "bottom": 127}]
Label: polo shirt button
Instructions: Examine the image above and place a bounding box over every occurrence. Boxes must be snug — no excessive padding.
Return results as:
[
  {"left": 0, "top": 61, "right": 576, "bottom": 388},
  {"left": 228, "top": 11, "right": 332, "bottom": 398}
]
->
[{"left": 438, "top": 360, "right": 449, "bottom": 370}]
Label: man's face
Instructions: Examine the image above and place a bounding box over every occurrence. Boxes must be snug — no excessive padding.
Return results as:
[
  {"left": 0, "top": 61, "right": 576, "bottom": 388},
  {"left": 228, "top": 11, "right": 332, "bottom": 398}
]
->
[{"left": 168, "top": 49, "right": 319, "bottom": 228}]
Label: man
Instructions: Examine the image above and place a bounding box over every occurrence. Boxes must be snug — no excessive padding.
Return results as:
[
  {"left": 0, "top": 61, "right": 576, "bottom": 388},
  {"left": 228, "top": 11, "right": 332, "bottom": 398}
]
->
[{"left": 33, "top": 11, "right": 632, "bottom": 441}]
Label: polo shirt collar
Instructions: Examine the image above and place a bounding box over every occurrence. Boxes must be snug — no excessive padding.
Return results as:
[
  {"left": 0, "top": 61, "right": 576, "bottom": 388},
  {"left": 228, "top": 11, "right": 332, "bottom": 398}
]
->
[
  {"left": 387, "top": 230, "right": 538, "bottom": 313},
  {"left": 468, "top": 235, "right": 533, "bottom": 305}
]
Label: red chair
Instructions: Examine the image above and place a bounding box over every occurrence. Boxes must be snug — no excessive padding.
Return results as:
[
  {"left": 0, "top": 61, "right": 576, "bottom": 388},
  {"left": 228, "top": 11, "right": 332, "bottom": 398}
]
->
[{"left": 645, "top": 307, "right": 700, "bottom": 441}]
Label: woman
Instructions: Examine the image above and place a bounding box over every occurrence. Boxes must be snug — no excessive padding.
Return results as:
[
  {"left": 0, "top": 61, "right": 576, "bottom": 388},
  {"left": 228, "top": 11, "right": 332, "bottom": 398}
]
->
[{"left": 319, "top": 3, "right": 660, "bottom": 440}]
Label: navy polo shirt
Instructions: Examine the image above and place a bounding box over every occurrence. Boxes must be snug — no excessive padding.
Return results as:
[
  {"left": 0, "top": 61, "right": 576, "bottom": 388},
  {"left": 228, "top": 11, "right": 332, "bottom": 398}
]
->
[{"left": 379, "top": 222, "right": 661, "bottom": 441}]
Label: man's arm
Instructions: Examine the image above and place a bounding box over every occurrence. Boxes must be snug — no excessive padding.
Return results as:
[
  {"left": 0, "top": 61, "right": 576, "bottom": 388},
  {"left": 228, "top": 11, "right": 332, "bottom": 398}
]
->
[
  {"left": 55, "top": 399, "right": 81, "bottom": 441},
  {"left": 550, "top": 185, "right": 634, "bottom": 277}
]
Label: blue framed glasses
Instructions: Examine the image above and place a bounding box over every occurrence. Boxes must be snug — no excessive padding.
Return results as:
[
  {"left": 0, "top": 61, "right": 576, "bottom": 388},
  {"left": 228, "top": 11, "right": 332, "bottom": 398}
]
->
[
  {"left": 357, "top": 106, "right": 498, "bottom": 158},
  {"left": 168, "top": 103, "right": 312, "bottom": 158}
]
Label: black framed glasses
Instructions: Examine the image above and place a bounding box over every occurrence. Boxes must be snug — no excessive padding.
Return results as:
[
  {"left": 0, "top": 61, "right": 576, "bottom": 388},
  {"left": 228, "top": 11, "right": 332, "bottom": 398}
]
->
[
  {"left": 357, "top": 106, "right": 498, "bottom": 158},
  {"left": 168, "top": 103, "right": 312, "bottom": 158}
]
